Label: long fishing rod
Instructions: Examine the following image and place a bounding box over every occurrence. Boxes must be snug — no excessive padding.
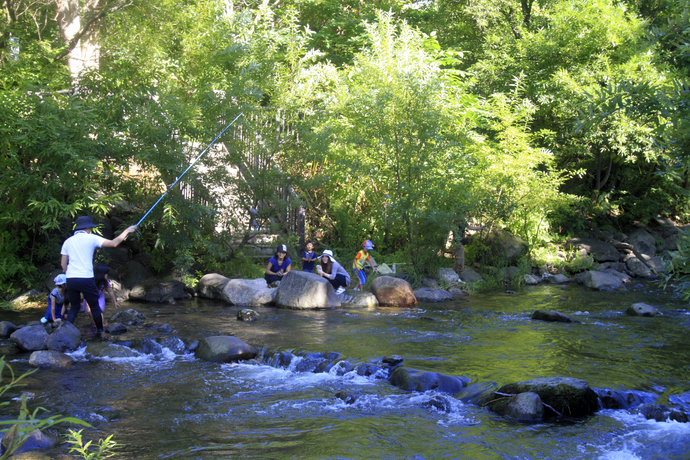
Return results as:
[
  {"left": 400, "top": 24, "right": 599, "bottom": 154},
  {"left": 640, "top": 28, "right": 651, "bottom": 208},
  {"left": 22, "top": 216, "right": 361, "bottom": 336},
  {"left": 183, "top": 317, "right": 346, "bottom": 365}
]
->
[{"left": 133, "top": 112, "right": 244, "bottom": 229}]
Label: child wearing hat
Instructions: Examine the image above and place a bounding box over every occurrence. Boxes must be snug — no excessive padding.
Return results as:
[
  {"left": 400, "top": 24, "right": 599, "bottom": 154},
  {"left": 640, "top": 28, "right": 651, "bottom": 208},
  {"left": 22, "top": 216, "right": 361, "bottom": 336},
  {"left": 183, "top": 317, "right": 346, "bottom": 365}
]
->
[
  {"left": 265, "top": 244, "right": 292, "bottom": 284},
  {"left": 352, "top": 240, "right": 378, "bottom": 291},
  {"left": 41, "top": 274, "right": 69, "bottom": 324},
  {"left": 61, "top": 216, "right": 137, "bottom": 333}
]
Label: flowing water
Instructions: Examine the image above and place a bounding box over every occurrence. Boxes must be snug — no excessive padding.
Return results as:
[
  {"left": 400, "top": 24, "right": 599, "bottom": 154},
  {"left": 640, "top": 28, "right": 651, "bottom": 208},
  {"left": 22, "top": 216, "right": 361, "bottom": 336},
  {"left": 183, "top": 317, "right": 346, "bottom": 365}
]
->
[{"left": 2, "top": 281, "right": 690, "bottom": 459}]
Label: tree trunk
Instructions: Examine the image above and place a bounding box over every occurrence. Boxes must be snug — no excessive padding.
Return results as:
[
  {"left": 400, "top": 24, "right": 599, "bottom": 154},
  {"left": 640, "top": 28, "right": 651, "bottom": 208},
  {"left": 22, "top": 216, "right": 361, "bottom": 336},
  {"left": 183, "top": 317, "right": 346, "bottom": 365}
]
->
[{"left": 56, "top": 0, "right": 100, "bottom": 81}]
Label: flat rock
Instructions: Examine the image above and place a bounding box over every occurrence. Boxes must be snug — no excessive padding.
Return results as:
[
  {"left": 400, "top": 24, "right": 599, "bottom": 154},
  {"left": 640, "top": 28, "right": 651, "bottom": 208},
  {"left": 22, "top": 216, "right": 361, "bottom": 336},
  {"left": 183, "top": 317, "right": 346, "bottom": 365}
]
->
[
  {"left": 584, "top": 271, "right": 624, "bottom": 290},
  {"left": 532, "top": 310, "right": 574, "bottom": 323},
  {"left": 109, "top": 308, "right": 146, "bottom": 325},
  {"left": 28, "top": 350, "right": 73, "bottom": 368},
  {"left": 413, "top": 288, "right": 453, "bottom": 302},
  {"left": 390, "top": 367, "right": 467, "bottom": 395},
  {"left": 85, "top": 342, "right": 140, "bottom": 358},
  {"left": 339, "top": 291, "right": 379, "bottom": 308}
]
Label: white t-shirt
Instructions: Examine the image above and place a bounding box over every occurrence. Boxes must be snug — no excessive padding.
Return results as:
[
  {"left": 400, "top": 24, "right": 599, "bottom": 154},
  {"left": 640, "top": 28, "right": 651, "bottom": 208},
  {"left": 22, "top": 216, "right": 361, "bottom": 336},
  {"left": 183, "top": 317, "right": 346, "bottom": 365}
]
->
[{"left": 61, "top": 231, "right": 106, "bottom": 278}]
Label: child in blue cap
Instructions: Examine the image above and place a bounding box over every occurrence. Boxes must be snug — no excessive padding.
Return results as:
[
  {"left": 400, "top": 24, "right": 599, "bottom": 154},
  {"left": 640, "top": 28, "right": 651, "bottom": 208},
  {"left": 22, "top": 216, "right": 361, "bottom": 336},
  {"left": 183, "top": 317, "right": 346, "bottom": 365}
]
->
[{"left": 352, "top": 240, "right": 378, "bottom": 290}]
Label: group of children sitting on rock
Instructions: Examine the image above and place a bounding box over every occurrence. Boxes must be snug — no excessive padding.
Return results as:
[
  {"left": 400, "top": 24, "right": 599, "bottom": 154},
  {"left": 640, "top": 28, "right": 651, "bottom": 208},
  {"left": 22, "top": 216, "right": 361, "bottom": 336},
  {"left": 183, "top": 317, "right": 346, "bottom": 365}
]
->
[
  {"left": 44, "top": 236, "right": 379, "bottom": 325},
  {"left": 264, "top": 240, "right": 379, "bottom": 294}
]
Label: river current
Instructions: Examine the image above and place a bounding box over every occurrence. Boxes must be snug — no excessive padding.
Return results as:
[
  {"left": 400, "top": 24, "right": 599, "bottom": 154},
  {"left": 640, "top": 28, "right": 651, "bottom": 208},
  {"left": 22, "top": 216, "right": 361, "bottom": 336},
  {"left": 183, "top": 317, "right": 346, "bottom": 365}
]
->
[{"left": 1, "top": 281, "right": 689, "bottom": 459}]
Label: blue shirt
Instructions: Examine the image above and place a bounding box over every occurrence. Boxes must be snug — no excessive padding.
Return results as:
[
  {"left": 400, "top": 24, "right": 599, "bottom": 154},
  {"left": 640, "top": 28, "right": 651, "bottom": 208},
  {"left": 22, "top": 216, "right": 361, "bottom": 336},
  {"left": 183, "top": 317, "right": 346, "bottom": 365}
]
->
[
  {"left": 301, "top": 251, "right": 317, "bottom": 271},
  {"left": 268, "top": 256, "right": 292, "bottom": 274},
  {"left": 44, "top": 288, "right": 66, "bottom": 322}
]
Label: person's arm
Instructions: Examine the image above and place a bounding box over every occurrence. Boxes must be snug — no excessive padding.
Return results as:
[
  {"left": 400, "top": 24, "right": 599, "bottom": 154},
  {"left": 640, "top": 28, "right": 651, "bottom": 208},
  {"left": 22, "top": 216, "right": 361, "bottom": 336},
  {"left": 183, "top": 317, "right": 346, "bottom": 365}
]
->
[
  {"left": 61, "top": 255, "right": 69, "bottom": 273},
  {"left": 101, "top": 225, "right": 138, "bottom": 248},
  {"left": 50, "top": 296, "right": 61, "bottom": 322},
  {"left": 265, "top": 261, "right": 276, "bottom": 276},
  {"left": 368, "top": 259, "right": 377, "bottom": 273},
  {"left": 284, "top": 262, "right": 292, "bottom": 274},
  {"left": 106, "top": 285, "right": 120, "bottom": 309}
]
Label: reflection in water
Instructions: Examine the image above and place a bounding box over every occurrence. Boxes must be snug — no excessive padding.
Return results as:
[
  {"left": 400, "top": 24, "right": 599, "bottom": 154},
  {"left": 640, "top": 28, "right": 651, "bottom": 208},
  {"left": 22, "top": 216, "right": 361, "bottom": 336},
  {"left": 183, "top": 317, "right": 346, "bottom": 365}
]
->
[{"left": 1, "top": 281, "right": 689, "bottom": 459}]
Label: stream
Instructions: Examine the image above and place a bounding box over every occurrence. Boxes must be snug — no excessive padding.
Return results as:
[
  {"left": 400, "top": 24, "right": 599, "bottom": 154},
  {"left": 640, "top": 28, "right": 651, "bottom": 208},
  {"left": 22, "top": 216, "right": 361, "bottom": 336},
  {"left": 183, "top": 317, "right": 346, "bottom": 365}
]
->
[{"left": 1, "top": 281, "right": 689, "bottom": 459}]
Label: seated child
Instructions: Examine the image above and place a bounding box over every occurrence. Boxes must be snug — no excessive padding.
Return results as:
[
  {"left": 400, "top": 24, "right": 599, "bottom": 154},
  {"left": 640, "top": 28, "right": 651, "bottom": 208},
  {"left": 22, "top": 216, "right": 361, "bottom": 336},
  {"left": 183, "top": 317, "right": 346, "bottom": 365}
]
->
[
  {"left": 301, "top": 241, "right": 318, "bottom": 273},
  {"left": 82, "top": 263, "right": 120, "bottom": 326},
  {"left": 41, "top": 274, "right": 68, "bottom": 324},
  {"left": 264, "top": 244, "right": 292, "bottom": 284}
]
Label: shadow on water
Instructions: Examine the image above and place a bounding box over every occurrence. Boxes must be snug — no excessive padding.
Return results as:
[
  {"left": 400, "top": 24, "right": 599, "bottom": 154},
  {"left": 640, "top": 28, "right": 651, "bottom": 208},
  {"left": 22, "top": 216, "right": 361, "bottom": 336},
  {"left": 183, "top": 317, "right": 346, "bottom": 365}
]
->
[{"left": 1, "top": 281, "right": 689, "bottom": 459}]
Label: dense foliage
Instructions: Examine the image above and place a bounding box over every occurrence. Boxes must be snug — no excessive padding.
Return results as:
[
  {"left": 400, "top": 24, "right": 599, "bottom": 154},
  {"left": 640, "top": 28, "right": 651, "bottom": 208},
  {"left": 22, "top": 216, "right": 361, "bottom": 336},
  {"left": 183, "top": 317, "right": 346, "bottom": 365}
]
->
[{"left": 1, "top": 0, "right": 688, "bottom": 293}]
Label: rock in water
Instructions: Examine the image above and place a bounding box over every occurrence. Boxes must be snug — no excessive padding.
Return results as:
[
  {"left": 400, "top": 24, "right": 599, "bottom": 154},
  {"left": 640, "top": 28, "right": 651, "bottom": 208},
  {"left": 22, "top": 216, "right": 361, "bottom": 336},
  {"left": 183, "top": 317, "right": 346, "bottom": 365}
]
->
[
  {"left": 29, "top": 350, "right": 74, "bottom": 368},
  {"left": 46, "top": 321, "right": 81, "bottom": 352},
  {"left": 195, "top": 336, "right": 256, "bottom": 362},
  {"left": 488, "top": 377, "right": 598, "bottom": 418},
  {"left": 370, "top": 276, "right": 417, "bottom": 306},
  {"left": 10, "top": 326, "right": 48, "bottom": 351},
  {"left": 197, "top": 273, "right": 230, "bottom": 299},
  {"left": 221, "top": 278, "right": 276, "bottom": 306},
  {"left": 531, "top": 310, "right": 574, "bottom": 323},
  {"left": 274, "top": 271, "right": 341, "bottom": 309},
  {"left": 625, "top": 302, "right": 662, "bottom": 317}
]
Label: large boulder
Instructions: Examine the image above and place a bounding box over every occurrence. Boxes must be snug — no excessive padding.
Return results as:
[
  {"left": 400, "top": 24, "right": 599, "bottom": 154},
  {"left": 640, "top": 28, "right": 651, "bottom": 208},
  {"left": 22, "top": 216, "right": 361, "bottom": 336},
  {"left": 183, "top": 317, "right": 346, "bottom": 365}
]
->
[
  {"left": 274, "top": 271, "right": 341, "bottom": 309},
  {"left": 390, "top": 367, "right": 466, "bottom": 395},
  {"left": 197, "top": 273, "right": 230, "bottom": 300},
  {"left": 28, "top": 350, "right": 73, "bottom": 369},
  {"left": 109, "top": 308, "right": 146, "bottom": 325},
  {"left": 625, "top": 302, "right": 662, "bottom": 317},
  {"left": 436, "top": 267, "right": 460, "bottom": 285},
  {"left": 627, "top": 228, "right": 657, "bottom": 257},
  {"left": 370, "top": 276, "right": 417, "bottom": 307},
  {"left": 583, "top": 271, "right": 624, "bottom": 290},
  {"left": 339, "top": 291, "right": 379, "bottom": 308},
  {"left": 10, "top": 289, "right": 43, "bottom": 308},
  {"left": 565, "top": 238, "right": 620, "bottom": 262},
  {"left": 46, "top": 321, "right": 81, "bottom": 352},
  {"left": 129, "top": 279, "right": 187, "bottom": 303},
  {"left": 413, "top": 288, "right": 453, "bottom": 302},
  {"left": 10, "top": 326, "right": 48, "bottom": 352},
  {"left": 488, "top": 377, "right": 599, "bottom": 418},
  {"left": 221, "top": 278, "right": 276, "bottom": 306},
  {"left": 195, "top": 336, "right": 256, "bottom": 362}
]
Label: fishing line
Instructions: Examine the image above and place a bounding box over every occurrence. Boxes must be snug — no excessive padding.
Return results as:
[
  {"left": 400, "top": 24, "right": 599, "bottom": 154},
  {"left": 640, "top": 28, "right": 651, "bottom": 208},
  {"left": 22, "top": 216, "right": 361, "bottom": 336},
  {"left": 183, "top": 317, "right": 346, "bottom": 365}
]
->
[{"left": 132, "top": 112, "right": 244, "bottom": 231}]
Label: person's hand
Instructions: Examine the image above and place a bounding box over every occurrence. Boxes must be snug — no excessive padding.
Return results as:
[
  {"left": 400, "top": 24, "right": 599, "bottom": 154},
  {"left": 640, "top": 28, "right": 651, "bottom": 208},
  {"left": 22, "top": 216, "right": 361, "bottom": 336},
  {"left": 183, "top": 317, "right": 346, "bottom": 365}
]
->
[{"left": 55, "top": 318, "right": 62, "bottom": 323}]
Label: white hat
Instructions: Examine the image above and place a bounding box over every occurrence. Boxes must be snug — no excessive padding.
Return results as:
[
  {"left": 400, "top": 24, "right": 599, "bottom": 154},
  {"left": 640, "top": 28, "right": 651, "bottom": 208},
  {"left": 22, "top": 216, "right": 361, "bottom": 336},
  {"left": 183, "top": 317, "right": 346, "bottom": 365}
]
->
[
  {"left": 54, "top": 274, "right": 67, "bottom": 285},
  {"left": 320, "top": 249, "right": 335, "bottom": 262}
]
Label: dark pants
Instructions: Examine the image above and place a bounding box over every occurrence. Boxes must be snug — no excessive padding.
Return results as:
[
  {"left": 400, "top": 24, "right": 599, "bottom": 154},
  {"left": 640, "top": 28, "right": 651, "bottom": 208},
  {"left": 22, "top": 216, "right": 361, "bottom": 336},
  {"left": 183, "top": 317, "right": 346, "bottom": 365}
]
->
[
  {"left": 328, "top": 274, "right": 348, "bottom": 289},
  {"left": 264, "top": 274, "right": 281, "bottom": 284},
  {"left": 66, "top": 277, "right": 103, "bottom": 330}
]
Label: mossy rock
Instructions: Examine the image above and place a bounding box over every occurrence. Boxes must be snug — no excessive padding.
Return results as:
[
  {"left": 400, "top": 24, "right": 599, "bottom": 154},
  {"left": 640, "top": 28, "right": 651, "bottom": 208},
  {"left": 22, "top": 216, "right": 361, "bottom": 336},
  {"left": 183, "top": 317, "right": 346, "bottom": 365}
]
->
[{"left": 488, "top": 377, "right": 598, "bottom": 418}]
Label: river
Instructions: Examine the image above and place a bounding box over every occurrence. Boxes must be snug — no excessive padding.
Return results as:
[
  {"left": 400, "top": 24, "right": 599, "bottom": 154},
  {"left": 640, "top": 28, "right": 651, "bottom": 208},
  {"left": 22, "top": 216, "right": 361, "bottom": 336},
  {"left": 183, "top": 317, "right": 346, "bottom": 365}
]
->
[{"left": 1, "top": 281, "right": 689, "bottom": 459}]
